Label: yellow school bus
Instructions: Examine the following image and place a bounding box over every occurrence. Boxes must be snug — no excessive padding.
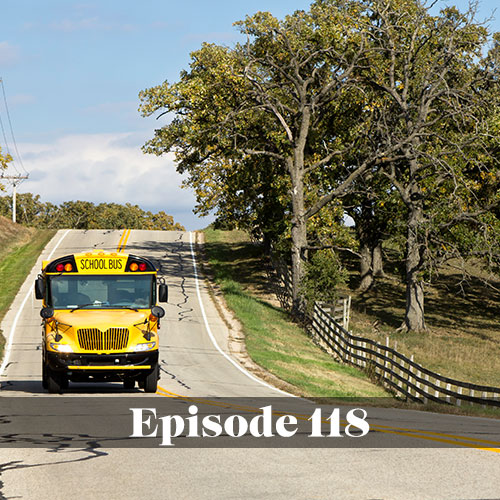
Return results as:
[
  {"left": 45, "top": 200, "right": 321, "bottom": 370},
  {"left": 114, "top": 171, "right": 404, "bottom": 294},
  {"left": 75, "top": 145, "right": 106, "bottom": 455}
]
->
[{"left": 34, "top": 250, "right": 168, "bottom": 394}]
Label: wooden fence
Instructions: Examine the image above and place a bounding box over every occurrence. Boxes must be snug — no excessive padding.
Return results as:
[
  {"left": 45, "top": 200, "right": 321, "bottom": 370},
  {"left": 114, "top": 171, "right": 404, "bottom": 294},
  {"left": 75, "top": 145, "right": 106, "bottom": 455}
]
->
[
  {"left": 311, "top": 302, "right": 500, "bottom": 408},
  {"left": 269, "top": 255, "right": 351, "bottom": 328},
  {"left": 268, "top": 257, "right": 500, "bottom": 408}
]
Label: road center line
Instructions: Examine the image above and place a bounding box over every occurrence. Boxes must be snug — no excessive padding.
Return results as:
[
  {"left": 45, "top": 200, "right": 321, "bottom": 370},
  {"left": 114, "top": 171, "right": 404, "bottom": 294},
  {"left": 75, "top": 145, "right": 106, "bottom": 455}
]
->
[
  {"left": 117, "top": 229, "right": 131, "bottom": 252},
  {"left": 155, "top": 387, "right": 500, "bottom": 452}
]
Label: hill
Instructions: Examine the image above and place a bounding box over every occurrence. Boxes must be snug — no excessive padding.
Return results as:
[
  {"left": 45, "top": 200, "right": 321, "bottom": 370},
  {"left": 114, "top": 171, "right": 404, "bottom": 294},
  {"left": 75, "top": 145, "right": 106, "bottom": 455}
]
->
[
  {"left": 0, "top": 215, "right": 33, "bottom": 258},
  {"left": 0, "top": 218, "right": 56, "bottom": 358}
]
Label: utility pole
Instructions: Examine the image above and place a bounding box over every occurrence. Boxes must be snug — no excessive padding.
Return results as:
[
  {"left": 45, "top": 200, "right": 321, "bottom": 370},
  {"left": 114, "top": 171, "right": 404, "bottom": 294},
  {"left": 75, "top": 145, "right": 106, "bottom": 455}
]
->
[{"left": 0, "top": 173, "right": 29, "bottom": 223}]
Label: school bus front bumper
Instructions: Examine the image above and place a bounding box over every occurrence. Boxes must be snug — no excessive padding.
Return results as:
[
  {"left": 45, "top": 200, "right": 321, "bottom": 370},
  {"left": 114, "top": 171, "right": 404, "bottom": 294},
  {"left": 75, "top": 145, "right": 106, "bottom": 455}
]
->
[{"left": 46, "top": 350, "right": 159, "bottom": 377}]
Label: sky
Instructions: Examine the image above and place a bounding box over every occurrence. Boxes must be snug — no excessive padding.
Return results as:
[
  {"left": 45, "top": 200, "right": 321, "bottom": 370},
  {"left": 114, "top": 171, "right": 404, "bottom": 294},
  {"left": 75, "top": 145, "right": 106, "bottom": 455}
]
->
[{"left": 0, "top": 0, "right": 498, "bottom": 230}]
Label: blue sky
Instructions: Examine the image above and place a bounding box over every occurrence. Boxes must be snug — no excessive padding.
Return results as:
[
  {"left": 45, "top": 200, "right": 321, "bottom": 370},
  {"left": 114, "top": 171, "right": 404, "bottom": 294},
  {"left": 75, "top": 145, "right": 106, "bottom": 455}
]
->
[{"left": 0, "top": 0, "right": 498, "bottom": 230}]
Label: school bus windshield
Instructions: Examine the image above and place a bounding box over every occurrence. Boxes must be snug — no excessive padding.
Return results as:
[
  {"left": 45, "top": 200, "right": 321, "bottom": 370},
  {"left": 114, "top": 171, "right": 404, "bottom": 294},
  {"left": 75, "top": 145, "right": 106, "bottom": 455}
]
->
[{"left": 47, "top": 274, "right": 154, "bottom": 309}]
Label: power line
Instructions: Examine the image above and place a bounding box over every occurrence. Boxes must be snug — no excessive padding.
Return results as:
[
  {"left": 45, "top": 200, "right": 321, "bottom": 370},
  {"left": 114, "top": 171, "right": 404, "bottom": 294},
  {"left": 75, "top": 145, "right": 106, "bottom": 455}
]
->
[
  {"left": 0, "top": 95, "right": 16, "bottom": 173},
  {"left": 0, "top": 77, "right": 27, "bottom": 175}
]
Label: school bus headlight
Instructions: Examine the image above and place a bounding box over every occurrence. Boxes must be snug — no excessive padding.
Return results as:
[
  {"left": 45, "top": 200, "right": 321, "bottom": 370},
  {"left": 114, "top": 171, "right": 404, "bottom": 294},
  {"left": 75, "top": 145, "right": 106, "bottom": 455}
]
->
[
  {"left": 133, "top": 341, "right": 156, "bottom": 352},
  {"left": 50, "top": 343, "right": 74, "bottom": 353}
]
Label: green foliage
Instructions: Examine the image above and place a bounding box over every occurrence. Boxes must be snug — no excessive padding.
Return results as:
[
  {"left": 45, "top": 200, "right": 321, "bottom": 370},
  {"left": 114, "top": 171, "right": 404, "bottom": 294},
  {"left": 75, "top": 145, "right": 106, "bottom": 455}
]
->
[
  {"left": 0, "top": 146, "right": 13, "bottom": 192},
  {"left": 0, "top": 193, "right": 185, "bottom": 231},
  {"left": 300, "top": 249, "right": 348, "bottom": 311},
  {"left": 140, "top": 0, "right": 500, "bottom": 329}
]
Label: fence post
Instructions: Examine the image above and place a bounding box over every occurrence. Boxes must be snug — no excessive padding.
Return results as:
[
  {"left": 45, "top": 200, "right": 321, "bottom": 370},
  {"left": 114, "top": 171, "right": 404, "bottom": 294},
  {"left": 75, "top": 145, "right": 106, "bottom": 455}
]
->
[
  {"left": 385, "top": 337, "right": 390, "bottom": 387},
  {"left": 346, "top": 296, "right": 351, "bottom": 331},
  {"left": 457, "top": 387, "right": 462, "bottom": 407},
  {"left": 435, "top": 378, "right": 441, "bottom": 400},
  {"left": 408, "top": 355, "right": 414, "bottom": 400}
]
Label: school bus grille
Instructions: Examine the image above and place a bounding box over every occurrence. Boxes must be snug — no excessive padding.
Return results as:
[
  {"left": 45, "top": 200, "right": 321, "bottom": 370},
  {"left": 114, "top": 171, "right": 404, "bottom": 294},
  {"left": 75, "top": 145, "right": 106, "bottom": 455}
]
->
[{"left": 77, "top": 328, "right": 129, "bottom": 351}]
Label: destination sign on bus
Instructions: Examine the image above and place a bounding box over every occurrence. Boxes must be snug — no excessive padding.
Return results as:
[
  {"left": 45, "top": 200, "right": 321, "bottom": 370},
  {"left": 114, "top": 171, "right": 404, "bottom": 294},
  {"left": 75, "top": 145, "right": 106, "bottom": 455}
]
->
[{"left": 75, "top": 255, "right": 129, "bottom": 274}]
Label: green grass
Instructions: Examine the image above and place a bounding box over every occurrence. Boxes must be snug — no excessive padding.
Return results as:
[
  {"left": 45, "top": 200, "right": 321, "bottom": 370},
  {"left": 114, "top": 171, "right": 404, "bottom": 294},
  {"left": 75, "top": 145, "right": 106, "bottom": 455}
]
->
[
  {"left": 202, "top": 228, "right": 387, "bottom": 398},
  {"left": 0, "top": 229, "right": 56, "bottom": 358},
  {"left": 342, "top": 249, "right": 500, "bottom": 388}
]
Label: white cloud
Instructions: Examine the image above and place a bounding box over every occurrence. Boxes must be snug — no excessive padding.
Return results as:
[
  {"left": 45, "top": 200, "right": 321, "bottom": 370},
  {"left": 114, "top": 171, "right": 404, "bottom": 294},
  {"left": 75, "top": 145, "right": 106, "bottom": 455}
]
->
[
  {"left": 0, "top": 42, "right": 20, "bottom": 66},
  {"left": 17, "top": 132, "right": 209, "bottom": 229}
]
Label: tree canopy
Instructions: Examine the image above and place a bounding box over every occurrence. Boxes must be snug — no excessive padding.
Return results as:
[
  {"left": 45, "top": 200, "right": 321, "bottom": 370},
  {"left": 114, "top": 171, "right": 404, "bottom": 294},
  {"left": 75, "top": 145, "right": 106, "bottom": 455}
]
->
[
  {"left": 140, "top": 0, "right": 500, "bottom": 331},
  {"left": 0, "top": 193, "right": 185, "bottom": 231}
]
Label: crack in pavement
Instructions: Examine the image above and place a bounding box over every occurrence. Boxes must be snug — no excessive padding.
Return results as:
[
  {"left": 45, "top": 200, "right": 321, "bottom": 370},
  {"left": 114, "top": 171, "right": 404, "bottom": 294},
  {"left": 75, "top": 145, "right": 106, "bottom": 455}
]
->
[
  {"left": 156, "top": 233, "right": 193, "bottom": 323},
  {"left": 0, "top": 443, "right": 109, "bottom": 499},
  {"left": 159, "top": 361, "right": 191, "bottom": 390}
]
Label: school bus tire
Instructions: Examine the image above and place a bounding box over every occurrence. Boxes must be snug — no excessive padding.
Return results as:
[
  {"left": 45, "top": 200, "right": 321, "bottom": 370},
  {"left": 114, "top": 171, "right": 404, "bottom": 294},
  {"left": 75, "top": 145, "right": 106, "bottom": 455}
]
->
[
  {"left": 143, "top": 365, "right": 159, "bottom": 393},
  {"left": 123, "top": 378, "right": 135, "bottom": 390},
  {"left": 47, "top": 369, "right": 68, "bottom": 394},
  {"left": 42, "top": 360, "right": 48, "bottom": 390}
]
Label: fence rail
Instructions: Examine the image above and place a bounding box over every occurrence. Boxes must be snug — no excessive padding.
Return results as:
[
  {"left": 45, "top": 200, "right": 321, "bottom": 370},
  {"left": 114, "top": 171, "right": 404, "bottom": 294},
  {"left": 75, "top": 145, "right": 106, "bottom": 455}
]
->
[
  {"left": 269, "top": 257, "right": 500, "bottom": 408},
  {"left": 311, "top": 302, "right": 500, "bottom": 407}
]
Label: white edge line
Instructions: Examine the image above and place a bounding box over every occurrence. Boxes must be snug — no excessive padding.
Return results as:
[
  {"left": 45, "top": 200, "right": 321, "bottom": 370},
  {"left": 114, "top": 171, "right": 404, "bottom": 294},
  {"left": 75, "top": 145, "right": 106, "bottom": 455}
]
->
[
  {"left": 0, "top": 229, "right": 71, "bottom": 377},
  {"left": 189, "top": 231, "right": 295, "bottom": 397}
]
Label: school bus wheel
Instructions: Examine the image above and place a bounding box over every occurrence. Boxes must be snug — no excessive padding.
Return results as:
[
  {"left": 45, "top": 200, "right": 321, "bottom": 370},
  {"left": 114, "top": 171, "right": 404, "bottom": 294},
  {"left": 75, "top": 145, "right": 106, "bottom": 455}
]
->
[
  {"left": 42, "top": 359, "right": 48, "bottom": 390},
  {"left": 123, "top": 378, "right": 135, "bottom": 390},
  {"left": 143, "top": 365, "right": 159, "bottom": 393},
  {"left": 47, "top": 370, "right": 68, "bottom": 394}
]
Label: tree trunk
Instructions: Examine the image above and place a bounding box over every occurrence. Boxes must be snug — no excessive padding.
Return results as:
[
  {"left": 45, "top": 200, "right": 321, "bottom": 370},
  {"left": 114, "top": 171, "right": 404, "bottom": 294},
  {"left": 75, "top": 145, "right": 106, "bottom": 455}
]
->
[
  {"left": 372, "top": 241, "right": 384, "bottom": 277},
  {"left": 288, "top": 104, "right": 311, "bottom": 317},
  {"left": 358, "top": 242, "right": 374, "bottom": 291},
  {"left": 403, "top": 200, "right": 426, "bottom": 332},
  {"left": 289, "top": 158, "right": 307, "bottom": 316}
]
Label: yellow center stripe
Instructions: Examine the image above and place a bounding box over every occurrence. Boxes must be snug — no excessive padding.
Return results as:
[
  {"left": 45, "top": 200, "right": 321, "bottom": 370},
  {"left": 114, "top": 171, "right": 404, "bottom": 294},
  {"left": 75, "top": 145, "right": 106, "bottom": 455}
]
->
[
  {"left": 117, "top": 229, "right": 131, "bottom": 253},
  {"left": 155, "top": 385, "right": 500, "bottom": 453}
]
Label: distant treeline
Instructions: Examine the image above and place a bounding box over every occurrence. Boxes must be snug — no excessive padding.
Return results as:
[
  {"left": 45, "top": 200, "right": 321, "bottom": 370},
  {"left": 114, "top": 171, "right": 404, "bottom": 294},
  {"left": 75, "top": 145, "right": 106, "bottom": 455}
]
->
[{"left": 0, "top": 192, "right": 185, "bottom": 231}]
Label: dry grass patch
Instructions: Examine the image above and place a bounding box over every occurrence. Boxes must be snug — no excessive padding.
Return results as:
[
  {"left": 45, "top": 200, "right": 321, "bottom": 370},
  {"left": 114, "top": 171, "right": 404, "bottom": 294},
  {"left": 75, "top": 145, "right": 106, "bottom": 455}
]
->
[{"left": 345, "top": 253, "right": 500, "bottom": 387}]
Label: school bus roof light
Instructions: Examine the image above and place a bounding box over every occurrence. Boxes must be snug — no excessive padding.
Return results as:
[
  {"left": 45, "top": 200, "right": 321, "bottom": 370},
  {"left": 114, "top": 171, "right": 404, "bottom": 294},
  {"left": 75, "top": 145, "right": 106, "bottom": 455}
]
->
[
  {"left": 55, "top": 262, "right": 73, "bottom": 272},
  {"left": 125, "top": 255, "right": 156, "bottom": 273},
  {"left": 46, "top": 255, "right": 78, "bottom": 273}
]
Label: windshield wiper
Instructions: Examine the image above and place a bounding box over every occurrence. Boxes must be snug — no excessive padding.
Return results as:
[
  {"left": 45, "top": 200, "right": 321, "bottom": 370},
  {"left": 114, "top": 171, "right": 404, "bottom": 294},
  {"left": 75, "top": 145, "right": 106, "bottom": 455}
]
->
[
  {"left": 69, "top": 303, "right": 139, "bottom": 312},
  {"left": 69, "top": 303, "right": 95, "bottom": 312}
]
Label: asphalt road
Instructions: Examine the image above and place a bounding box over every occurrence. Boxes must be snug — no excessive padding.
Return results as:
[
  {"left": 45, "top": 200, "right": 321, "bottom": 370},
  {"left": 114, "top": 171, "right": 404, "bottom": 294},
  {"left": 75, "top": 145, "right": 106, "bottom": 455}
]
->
[{"left": 0, "top": 229, "right": 499, "bottom": 499}]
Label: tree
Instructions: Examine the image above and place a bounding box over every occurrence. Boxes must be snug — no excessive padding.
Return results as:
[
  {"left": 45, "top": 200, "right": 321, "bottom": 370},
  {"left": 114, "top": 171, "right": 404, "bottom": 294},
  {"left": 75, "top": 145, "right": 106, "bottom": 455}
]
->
[
  {"left": 0, "top": 146, "right": 12, "bottom": 192},
  {"left": 140, "top": 0, "right": 499, "bottom": 330},
  {"left": 0, "top": 193, "right": 186, "bottom": 231},
  {"left": 355, "top": 0, "right": 500, "bottom": 331},
  {"left": 141, "top": 3, "right": 397, "bottom": 315}
]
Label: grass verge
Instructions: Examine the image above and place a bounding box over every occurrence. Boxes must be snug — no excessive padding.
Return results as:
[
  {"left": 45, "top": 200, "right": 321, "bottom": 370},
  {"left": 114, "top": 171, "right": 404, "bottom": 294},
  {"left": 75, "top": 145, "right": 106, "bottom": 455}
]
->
[
  {"left": 202, "top": 228, "right": 387, "bottom": 398},
  {"left": 0, "top": 228, "right": 56, "bottom": 359},
  {"left": 202, "top": 228, "right": 500, "bottom": 417}
]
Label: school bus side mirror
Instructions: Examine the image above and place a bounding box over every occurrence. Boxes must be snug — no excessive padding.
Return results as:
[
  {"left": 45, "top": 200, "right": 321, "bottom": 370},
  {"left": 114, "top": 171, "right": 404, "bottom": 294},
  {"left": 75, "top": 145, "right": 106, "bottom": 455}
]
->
[
  {"left": 151, "top": 306, "right": 165, "bottom": 319},
  {"left": 40, "top": 307, "right": 54, "bottom": 320},
  {"left": 158, "top": 284, "right": 168, "bottom": 303},
  {"left": 35, "top": 278, "right": 45, "bottom": 300}
]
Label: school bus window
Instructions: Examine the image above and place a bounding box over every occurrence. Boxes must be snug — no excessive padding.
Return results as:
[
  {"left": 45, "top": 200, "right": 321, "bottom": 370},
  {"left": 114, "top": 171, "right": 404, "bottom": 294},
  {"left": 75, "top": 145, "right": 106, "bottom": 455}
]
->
[{"left": 48, "top": 275, "right": 154, "bottom": 309}]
